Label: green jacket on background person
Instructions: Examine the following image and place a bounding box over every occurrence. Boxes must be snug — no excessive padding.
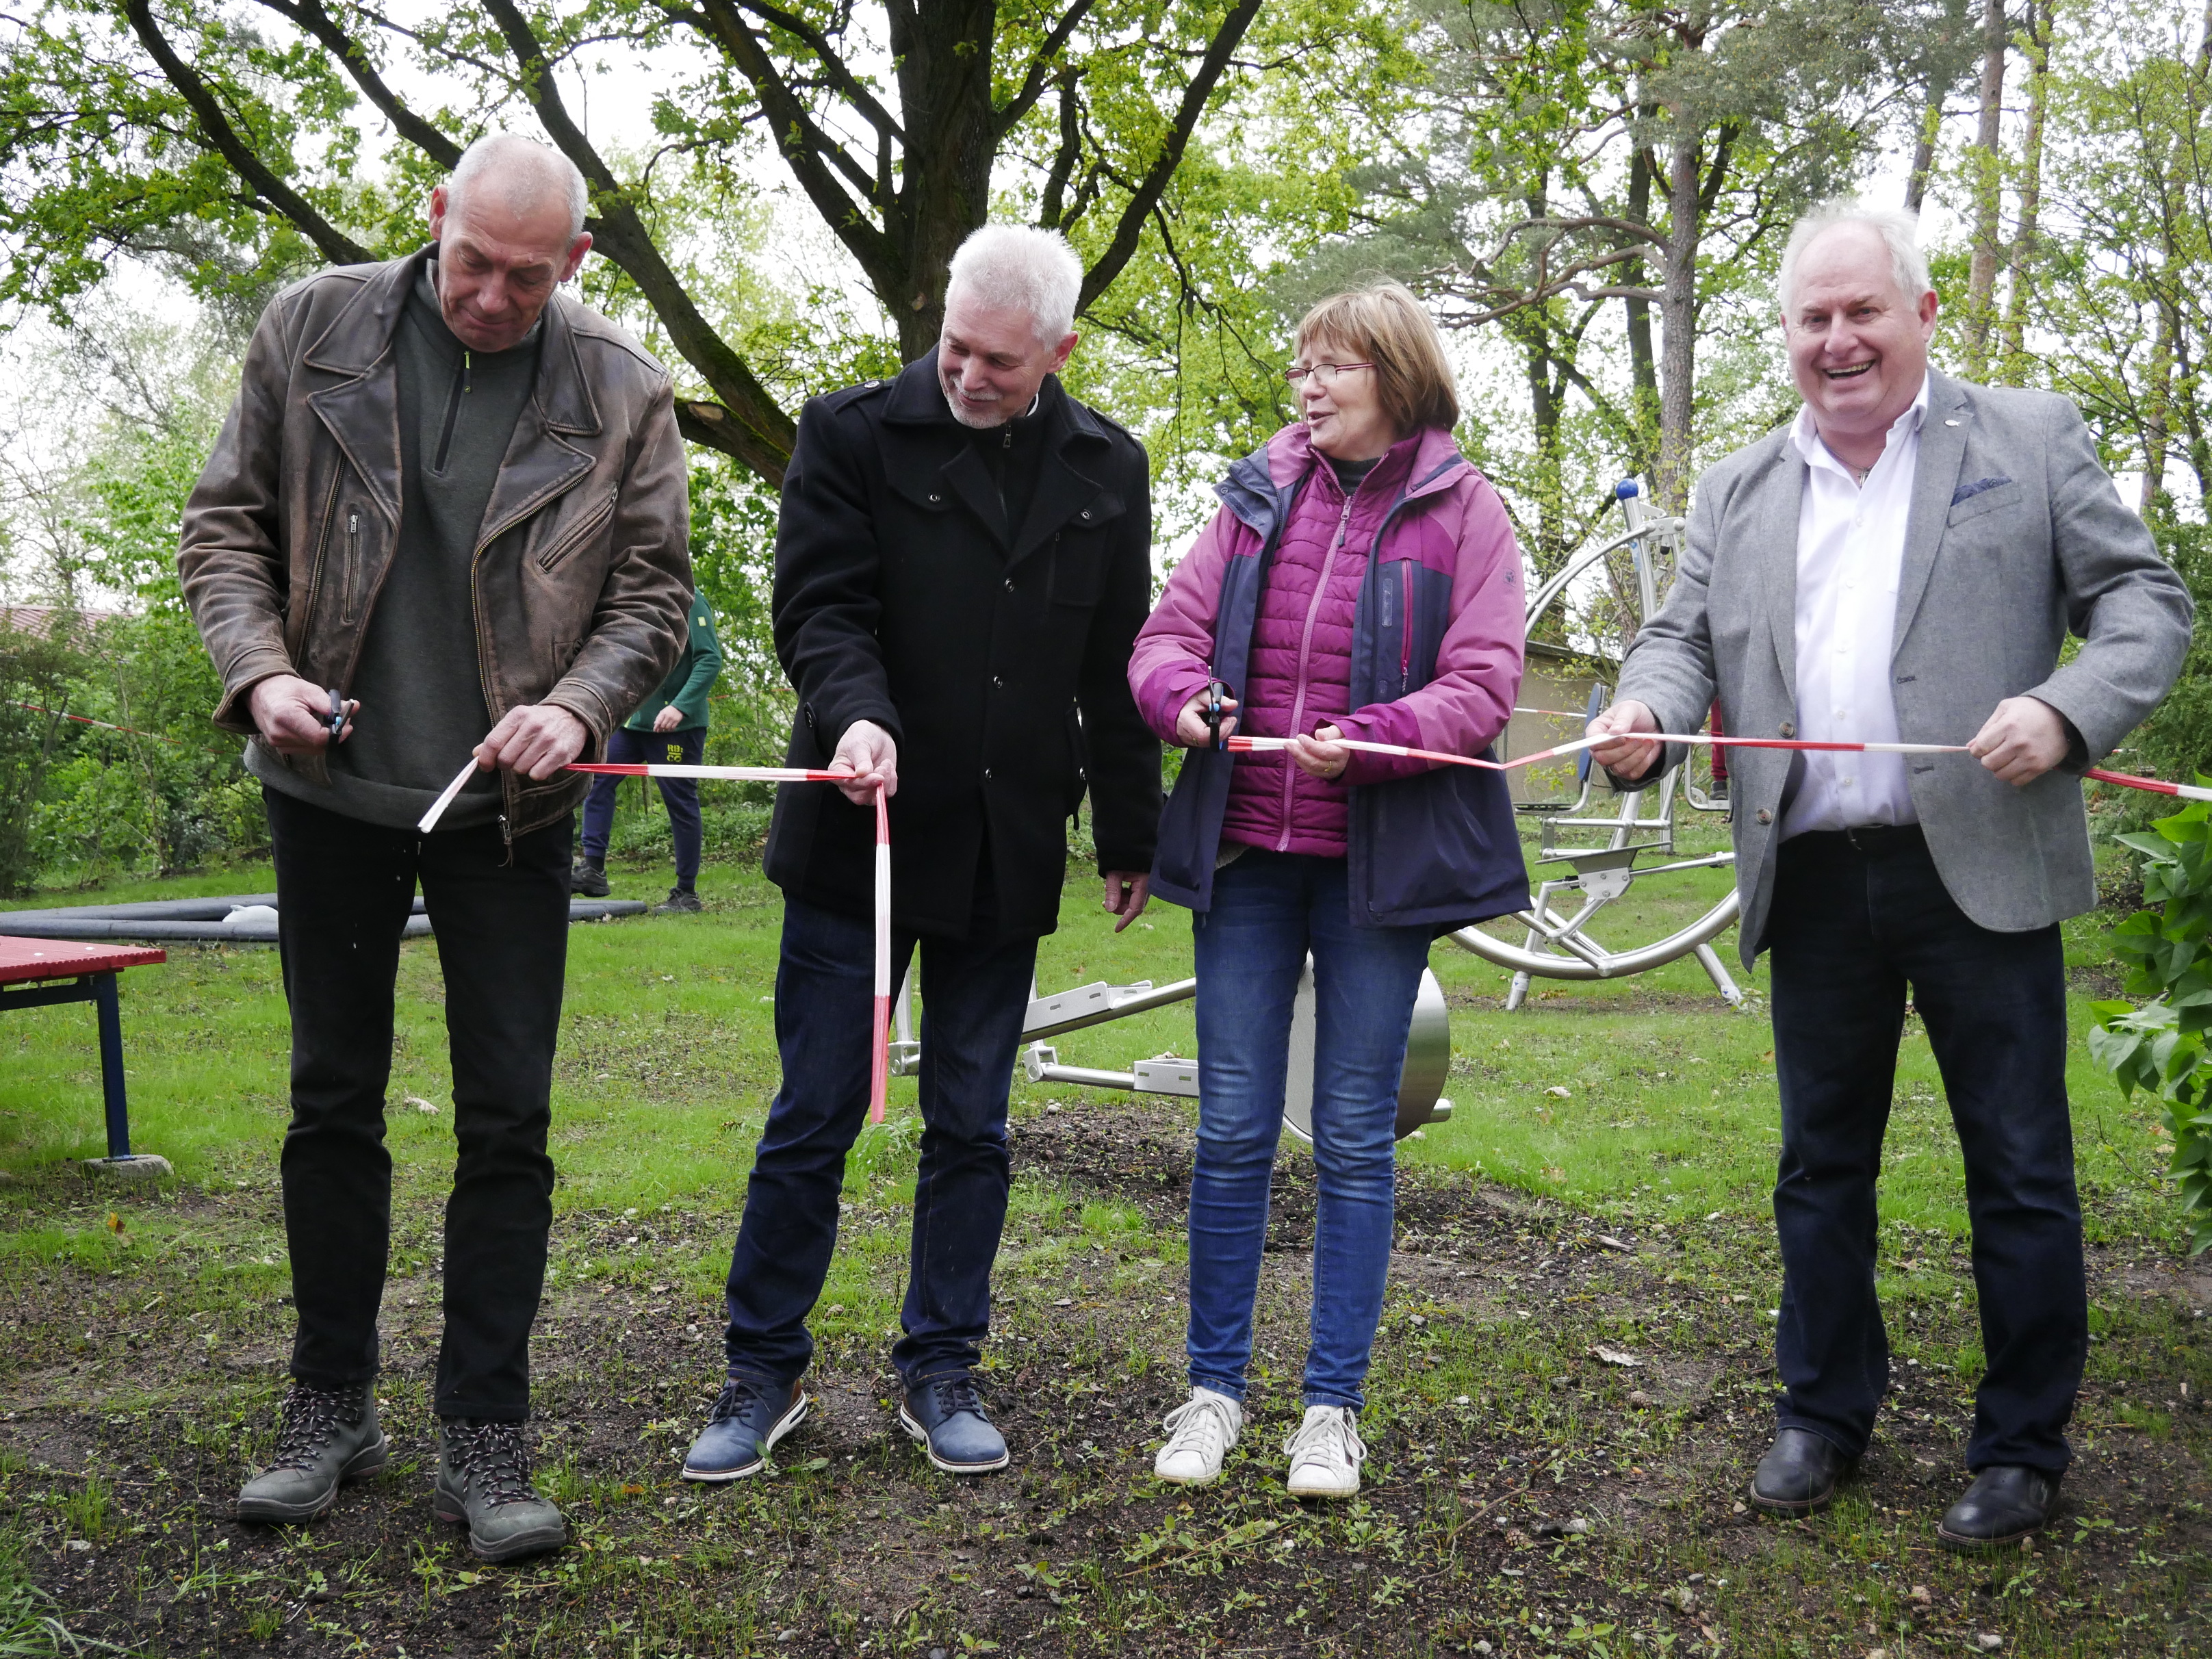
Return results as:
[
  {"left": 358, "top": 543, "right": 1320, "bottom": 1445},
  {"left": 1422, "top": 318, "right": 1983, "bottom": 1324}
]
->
[{"left": 625, "top": 601, "right": 721, "bottom": 732}]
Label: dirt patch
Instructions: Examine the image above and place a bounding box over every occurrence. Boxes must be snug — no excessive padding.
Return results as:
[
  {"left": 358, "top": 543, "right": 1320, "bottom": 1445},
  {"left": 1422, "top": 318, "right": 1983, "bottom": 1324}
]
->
[{"left": 10, "top": 1093, "right": 2212, "bottom": 1655}]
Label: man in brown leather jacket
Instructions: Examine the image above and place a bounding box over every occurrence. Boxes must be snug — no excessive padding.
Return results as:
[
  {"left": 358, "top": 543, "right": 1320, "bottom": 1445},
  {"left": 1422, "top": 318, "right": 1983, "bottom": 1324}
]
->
[{"left": 178, "top": 133, "right": 692, "bottom": 1562}]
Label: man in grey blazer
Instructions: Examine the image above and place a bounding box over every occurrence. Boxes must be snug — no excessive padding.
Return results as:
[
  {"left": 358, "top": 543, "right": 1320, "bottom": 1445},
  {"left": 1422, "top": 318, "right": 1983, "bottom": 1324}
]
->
[{"left": 1591, "top": 198, "right": 2191, "bottom": 1548}]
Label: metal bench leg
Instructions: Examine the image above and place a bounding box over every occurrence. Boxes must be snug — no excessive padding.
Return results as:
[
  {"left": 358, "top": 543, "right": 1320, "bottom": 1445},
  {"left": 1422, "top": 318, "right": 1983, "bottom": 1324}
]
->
[{"left": 92, "top": 972, "right": 131, "bottom": 1159}]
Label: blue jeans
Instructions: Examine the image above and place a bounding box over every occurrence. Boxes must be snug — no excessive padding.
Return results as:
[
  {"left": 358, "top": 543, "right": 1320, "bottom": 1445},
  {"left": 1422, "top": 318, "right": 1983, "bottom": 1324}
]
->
[
  {"left": 580, "top": 726, "right": 704, "bottom": 888},
  {"left": 721, "top": 895, "right": 1038, "bottom": 1385},
  {"left": 1768, "top": 827, "right": 2084, "bottom": 1473},
  {"left": 1187, "top": 851, "right": 1433, "bottom": 1411}
]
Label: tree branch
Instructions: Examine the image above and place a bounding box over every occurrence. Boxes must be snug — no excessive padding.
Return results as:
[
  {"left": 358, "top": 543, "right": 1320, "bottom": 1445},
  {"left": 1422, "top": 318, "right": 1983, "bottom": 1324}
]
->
[
  {"left": 1075, "top": 0, "right": 1262, "bottom": 311},
  {"left": 120, "top": 0, "right": 373, "bottom": 266},
  {"left": 248, "top": 0, "right": 461, "bottom": 168},
  {"left": 996, "top": 0, "right": 1097, "bottom": 136},
  {"left": 729, "top": 0, "right": 903, "bottom": 142},
  {"left": 670, "top": 0, "right": 898, "bottom": 286},
  {"left": 480, "top": 0, "right": 795, "bottom": 479}
]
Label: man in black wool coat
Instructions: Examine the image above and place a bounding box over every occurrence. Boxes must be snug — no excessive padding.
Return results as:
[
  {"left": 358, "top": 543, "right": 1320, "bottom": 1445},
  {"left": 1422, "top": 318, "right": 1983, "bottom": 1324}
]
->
[{"left": 683, "top": 224, "right": 1161, "bottom": 1482}]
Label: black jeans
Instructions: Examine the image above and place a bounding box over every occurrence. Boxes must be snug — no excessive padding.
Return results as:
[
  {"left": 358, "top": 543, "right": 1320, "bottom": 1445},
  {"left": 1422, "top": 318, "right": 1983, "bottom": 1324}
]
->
[
  {"left": 266, "top": 788, "right": 571, "bottom": 1422},
  {"left": 722, "top": 894, "right": 1038, "bottom": 1386},
  {"left": 1767, "top": 825, "right": 2085, "bottom": 1474},
  {"left": 578, "top": 726, "right": 705, "bottom": 888}
]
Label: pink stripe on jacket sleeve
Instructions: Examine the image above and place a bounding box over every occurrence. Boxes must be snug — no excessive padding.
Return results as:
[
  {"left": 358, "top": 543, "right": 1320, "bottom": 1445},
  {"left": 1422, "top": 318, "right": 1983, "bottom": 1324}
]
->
[
  {"left": 1334, "top": 477, "right": 1526, "bottom": 786},
  {"left": 1129, "top": 506, "right": 1242, "bottom": 745}
]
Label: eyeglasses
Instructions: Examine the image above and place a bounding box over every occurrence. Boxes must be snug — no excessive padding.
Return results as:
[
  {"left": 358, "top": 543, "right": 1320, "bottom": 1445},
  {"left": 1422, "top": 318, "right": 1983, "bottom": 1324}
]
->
[{"left": 1284, "top": 361, "right": 1374, "bottom": 387}]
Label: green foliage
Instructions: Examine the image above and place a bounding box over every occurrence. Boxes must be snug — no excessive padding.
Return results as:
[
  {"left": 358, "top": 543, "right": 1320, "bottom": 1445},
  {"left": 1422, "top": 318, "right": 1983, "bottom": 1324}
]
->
[
  {"left": 0, "top": 625, "right": 86, "bottom": 895},
  {"left": 2087, "top": 797, "right": 2212, "bottom": 1252}
]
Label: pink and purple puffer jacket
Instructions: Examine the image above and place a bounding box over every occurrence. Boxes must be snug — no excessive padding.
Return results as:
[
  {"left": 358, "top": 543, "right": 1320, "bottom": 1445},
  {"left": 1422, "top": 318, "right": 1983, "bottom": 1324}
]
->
[{"left": 1129, "top": 422, "right": 1532, "bottom": 929}]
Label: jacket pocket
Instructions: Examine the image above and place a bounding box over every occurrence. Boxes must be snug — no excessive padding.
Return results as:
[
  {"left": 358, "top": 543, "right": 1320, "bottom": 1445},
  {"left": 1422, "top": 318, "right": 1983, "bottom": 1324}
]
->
[
  {"left": 1945, "top": 480, "right": 2023, "bottom": 528},
  {"left": 535, "top": 485, "right": 619, "bottom": 574},
  {"left": 1063, "top": 700, "right": 1090, "bottom": 814},
  {"left": 1049, "top": 530, "right": 1108, "bottom": 607},
  {"left": 339, "top": 508, "right": 363, "bottom": 624}
]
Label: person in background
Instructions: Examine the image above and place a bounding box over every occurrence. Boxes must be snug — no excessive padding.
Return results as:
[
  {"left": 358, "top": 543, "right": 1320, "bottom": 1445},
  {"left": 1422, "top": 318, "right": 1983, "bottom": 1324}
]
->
[
  {"left": 178, "top": 133, "right": 692, "bottom": 1560},
  {"left": 1589, "top": 198, "right": 2192, "bottom": 1548},
  {"left": 574, "top": 596, "right": 723, "bottom": 912},
  {"left": 1127, "top": 281, "right": 1528, "bottom": 1499}
]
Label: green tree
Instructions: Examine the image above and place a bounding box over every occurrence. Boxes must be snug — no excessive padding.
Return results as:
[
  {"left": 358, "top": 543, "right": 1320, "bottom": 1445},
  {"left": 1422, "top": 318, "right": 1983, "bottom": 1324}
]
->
[{"left": 0, "top": 0, "right": 1389, "bottom": 484}]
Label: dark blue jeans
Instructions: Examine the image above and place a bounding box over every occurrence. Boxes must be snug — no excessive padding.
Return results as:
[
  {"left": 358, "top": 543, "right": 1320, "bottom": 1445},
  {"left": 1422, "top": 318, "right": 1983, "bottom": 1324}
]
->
[
  {"left": 1767, "top": 826, "right": 2084, "bottom": 1474},
  {"left": 579, "top": 726, "right": 704, "bottom": 888},
  {"left": 1187, "top": 851, "right": 1433, "bottom": 1411},
  {"left": 721, "top": 894, "right": 1038, "bottom": 1386}
]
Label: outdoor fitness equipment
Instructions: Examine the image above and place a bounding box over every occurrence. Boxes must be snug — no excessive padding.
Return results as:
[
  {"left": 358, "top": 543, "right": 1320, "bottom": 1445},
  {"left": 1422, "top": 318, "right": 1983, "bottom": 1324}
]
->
[
  {"left": 1445, "top": 480, "right": 1745, "bottom": 1009},
  {"left": 888, "top": 960, "right": 1455, "bottom": 1145}
]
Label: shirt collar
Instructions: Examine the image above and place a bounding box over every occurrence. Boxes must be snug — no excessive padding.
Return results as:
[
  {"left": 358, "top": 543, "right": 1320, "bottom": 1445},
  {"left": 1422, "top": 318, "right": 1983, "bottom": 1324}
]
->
[{"left": 1791, "top": 372, "right": 1930, "bottom": 476}]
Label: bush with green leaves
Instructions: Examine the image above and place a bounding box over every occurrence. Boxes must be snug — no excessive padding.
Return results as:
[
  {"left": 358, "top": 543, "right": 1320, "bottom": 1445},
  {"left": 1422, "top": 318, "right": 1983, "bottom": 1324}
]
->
[{"left": 2087, "top": 793, "right": 2212, "bottom": 1253}]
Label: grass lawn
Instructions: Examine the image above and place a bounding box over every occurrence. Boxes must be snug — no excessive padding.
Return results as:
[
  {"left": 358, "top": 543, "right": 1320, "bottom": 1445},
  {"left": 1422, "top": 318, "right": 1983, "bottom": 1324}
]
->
[{"left": 0, "top": 827, "right": 2206, "bottom": 1657}]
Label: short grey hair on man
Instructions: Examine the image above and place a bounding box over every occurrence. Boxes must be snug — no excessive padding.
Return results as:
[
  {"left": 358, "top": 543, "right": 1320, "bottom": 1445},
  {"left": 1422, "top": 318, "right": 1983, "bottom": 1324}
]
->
[
  {"left": 944, "top": 224, "right": 1083, "bottom": 345},
  {"left": 445, "top": 133, "right": 590, "bottom": 241},
  {"left": 1777, "top": 196, "right": 1933, "bottom": 316}
]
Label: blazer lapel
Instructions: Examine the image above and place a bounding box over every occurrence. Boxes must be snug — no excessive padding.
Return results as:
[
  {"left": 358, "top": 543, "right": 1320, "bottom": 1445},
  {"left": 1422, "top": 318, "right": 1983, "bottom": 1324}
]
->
[
  {"left": 1756, "top": 435, "right": 1805, "bottom": 702},
  {"left": 1891, "top": 369, "right": 1972, "bottom": 658}
]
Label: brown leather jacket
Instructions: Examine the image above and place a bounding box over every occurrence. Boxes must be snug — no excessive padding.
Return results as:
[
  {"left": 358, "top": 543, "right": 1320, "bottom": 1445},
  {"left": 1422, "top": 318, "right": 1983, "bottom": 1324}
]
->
[{"left": 179, "top": 246, "right": 693, "bottom": 837}]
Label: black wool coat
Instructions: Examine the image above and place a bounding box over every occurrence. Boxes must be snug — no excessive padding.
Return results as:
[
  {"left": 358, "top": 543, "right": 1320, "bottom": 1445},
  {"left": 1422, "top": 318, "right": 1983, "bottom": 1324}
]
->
[{"left": 762, "top": 350, "right": 1162, "bottom": 939}]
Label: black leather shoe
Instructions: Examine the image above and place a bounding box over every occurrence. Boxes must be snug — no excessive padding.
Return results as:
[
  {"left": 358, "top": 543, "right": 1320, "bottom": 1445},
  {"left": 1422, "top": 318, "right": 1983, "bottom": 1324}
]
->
[
  {"left": 1938, "top": 1465, "right": 2061, "bottom": 1550},
  {"left": 1748, "top": 1428, "right": 1853, "bottom": 1515}
]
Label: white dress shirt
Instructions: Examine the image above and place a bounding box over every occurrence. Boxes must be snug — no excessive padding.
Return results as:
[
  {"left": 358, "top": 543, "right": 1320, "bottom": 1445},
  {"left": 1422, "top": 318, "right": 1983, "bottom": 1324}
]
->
[{"left": 1779, "top": 374, "right": 1929, "bottom": 839}]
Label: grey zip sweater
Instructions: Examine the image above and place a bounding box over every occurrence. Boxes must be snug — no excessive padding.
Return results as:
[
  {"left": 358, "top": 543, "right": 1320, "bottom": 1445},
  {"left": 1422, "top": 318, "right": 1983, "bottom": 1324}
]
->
[{"left": 252, "top": 266, "right": 541, "bottom": 830}]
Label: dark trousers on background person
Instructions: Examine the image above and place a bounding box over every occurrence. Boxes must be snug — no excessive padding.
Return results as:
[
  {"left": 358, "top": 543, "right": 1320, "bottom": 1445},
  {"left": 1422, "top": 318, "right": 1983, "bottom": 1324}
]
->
[
  {"left": 265, "top": 788, "right": 573, "bottom": 1422},
  {"left": 721, "top": 892, "right": 1038, "bottom": 1387},
  {"left": 579, "top": 726, "right": 705, "bottom": 889},
  {"left": 1766, "top": 825, "right": 2085, "bottom": 1475}
]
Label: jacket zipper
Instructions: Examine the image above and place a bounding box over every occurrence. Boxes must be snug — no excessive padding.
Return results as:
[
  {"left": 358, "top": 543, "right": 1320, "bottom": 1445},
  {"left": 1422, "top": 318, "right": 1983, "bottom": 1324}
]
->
[
  {"left": 1278, "top": 491, "right": 1357, "bottom": 851},
  {"left": 342, "top": 509, "right": 361, "bottom": 621},
  {"left": 435, "top": 350, "right": 472, "bottom": 473},
  {"left": 535, "top": 485, "right": 620, "bottom": 573},
  {"left": 1400, "top": 560, "right": 1414, "bottom": 691}
]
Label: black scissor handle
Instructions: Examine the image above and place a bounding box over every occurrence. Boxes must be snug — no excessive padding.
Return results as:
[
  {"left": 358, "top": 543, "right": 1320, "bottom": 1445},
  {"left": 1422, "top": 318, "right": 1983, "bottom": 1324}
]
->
[{"left": 1204, "top": 679, "right": 1228, "bottom": 751}]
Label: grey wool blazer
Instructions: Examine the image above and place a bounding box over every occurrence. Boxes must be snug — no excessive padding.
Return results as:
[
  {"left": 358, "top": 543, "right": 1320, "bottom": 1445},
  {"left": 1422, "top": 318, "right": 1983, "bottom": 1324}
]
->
[{"left": 1615, "top": 368, "right": 2194, "bottom": 967}]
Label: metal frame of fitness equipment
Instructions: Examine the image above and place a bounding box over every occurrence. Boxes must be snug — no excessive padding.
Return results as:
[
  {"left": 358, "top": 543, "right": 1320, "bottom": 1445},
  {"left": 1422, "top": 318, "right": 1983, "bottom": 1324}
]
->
[
  {"left": 886, "top": 957, "right": 1454, "bottom": 1146},
  {"left": 1443, "top": 480, "right": 1746, "bottom": 1009}
]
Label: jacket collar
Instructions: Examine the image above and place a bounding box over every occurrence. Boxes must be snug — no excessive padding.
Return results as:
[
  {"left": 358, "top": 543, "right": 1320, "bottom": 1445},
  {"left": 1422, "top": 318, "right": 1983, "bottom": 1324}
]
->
[
  {"left": 1219, "top": 421, "right": 1471, "bottom": 539},
  {"left": 300, "top": 246, "right": 601, "bottom": 535},
  {"left": 879, "top": 348, "right": 1108, "bottom": 563}
]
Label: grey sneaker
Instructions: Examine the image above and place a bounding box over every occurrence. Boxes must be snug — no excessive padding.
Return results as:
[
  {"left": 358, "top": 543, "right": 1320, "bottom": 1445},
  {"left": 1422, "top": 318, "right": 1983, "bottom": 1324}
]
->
[
  {"left": 570, "top": 860, "right": 610, "bottom": 898},
  {"left": 237, "top": 1382, "right": 387, "bottom": 1523},
  {"left": 435, "top": 1419, "right": 567, "bottom": 1562},
  {"left": 653, "top": 887, "right": 704, "bottom": 914}
]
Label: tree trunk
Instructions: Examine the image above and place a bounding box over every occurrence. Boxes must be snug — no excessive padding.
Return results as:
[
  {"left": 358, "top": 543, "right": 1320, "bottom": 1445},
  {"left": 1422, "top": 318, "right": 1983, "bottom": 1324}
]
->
[
  {"left": 1963, "top": 0, "right": 2009, "bottom": 378},
  {"left": 2142, "top": 303, "right": 2175, "bottom": 520},
  {"left": 883, "top": 3, "right": 999, "bottom": 361},
  {"left": 1904, "top": 75, "right": 1945, "bottom": 214},
  {"left": 1656, "top": 135, "right": 1701, "bottom": 513},
  {"left": 1623, "top": 142, "right": 1661, "bottom": 469},
  {"left": 1997, "top": 0, "right": 2050, "bottom": 382}
]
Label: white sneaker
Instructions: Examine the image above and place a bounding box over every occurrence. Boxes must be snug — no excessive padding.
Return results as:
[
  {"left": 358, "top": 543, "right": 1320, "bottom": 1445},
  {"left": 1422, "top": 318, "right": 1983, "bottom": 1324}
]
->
[
  {"left": 1283, "top": 1404, "right": 1365, "bottom": 1499},
  {"left": 1153, "top": 1387, "right": 1243, "bottom": 1485}
]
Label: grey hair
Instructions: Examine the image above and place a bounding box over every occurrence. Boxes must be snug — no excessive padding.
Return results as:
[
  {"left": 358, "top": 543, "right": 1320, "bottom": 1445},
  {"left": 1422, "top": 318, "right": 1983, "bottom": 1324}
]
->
[
  {"left": 446, "top": 133, "right": 589, "bottom": 240},
  {"left": 944, "top": 224, "right": 1083, "bottom": 344},
  {"left": 1777, "top": 196, "right": 1933, "bottom": 315}
]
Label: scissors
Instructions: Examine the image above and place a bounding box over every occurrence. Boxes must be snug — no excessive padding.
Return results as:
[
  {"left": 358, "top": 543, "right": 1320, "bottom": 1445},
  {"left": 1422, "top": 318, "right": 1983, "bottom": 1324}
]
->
[
  {"left": 328, "top": 687, "right": 351, "bottom": 741},
  {"left": 1203, "top": 679, "right": 1229, "bottom": 751}
]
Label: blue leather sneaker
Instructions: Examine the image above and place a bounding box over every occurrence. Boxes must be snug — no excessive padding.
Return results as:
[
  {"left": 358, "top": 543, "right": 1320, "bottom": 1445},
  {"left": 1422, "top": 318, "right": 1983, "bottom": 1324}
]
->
[
  {"left": 681, "top": 1375, "right": 810, "bottom": 1483},
  {"left": 899, "top": 1373, "right": 1009, "bottom": 1474}
]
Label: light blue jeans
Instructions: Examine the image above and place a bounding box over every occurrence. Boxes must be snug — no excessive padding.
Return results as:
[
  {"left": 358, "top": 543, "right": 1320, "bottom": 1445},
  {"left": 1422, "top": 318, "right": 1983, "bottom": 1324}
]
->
[{"left": 1186, "top": 850, "right": 1432, "bottom": 1411}]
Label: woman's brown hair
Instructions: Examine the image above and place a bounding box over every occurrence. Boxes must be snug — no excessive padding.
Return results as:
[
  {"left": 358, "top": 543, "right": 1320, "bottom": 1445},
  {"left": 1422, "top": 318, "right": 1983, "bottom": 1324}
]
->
[{"left": 1293, "top": 281, "right": 1461, "bottom": 435}]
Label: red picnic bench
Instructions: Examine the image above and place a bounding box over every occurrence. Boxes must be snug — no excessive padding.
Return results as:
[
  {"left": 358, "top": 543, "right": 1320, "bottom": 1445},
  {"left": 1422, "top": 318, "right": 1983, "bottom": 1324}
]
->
[{"left": 0, "top": 936, "right": 167, "bottom": 1171}]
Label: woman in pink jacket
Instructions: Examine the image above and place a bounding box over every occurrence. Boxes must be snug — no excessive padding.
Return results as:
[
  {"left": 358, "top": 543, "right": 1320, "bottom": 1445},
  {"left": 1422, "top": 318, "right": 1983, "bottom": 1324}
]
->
[{"left": 1127, "top": 283, "right": 1528, "bottom": 1497}]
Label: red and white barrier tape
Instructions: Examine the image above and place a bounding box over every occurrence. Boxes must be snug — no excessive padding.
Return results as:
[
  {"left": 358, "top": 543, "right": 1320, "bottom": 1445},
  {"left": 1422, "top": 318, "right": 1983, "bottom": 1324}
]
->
[
  {"left": 417, "top": 758, "right": 895, "bottom": 1123},
  {"left": 1229, "top": 730, "right": 2212, "bottom": 801}
]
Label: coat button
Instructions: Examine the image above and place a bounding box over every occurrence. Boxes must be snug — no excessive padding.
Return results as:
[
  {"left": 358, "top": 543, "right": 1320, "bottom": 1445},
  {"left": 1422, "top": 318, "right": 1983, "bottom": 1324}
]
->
[
  {"left": 928, "top": 491, "right": 943, "bottom": 504},
  {"left": 983, "top": 768, "right": 994, "bottom": 781},
  {"left": 1778, "top": 721, "right": 1796, "bottom": 738},
  {"left": 992, "top": 676, "right": 1004, "bottom": 689},
  {"left": 1756, "top": 808, "right": 1773, "bottom": 825},
  {"left": 1079, "top": 509, "right": 1092, "bottom": 521},
  {"left": 1004, "top": 578, "right": 1016, "bottom": 593}
]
